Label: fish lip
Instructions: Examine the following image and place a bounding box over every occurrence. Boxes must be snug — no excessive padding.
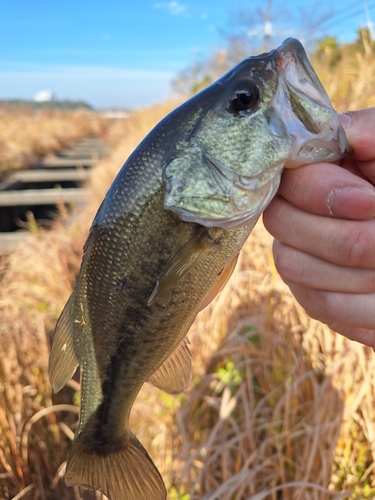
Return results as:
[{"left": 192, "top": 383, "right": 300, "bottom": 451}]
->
[
  {"left": 270, "top": 38, "right": 350, "bottom": 166},
  {"left": 273, "top": 38, "right": 330, "bottom": 105}
]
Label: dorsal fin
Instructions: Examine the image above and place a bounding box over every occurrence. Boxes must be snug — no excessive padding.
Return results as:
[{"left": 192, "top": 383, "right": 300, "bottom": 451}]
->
[
  {"left": 148, "top": 228, "right": 214, "bottom": 306},
  {"left": 148, "top": 336, "right": 192, "bottom": 394},
  {"left": 48, "top": 295, "right": 79, "bottom": 393}
]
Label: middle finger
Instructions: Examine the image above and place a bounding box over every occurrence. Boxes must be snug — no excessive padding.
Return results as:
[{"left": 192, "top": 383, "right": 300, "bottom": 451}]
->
[{"left": 263, "top": 195, "right": 375, "bottom": 269}]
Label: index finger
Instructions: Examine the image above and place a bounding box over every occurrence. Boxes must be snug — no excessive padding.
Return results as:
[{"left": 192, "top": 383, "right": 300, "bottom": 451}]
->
[
  {"left": 278, "top": 162, "right": 375, "bottom": 220},
  {"left": 340, "top": 108, "right": 375, "bottom": 162},
  {"left": 339, "top": 109, "right": 375, "bottom": 186},
  {"left": 263, "top": 195, "right": 375, "bottom": 269}
]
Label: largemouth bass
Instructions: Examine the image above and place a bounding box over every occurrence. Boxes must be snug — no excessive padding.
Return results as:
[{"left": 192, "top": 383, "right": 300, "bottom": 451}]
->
[{"left": 49, "top": 38, "right": 349, "bottom": 500}]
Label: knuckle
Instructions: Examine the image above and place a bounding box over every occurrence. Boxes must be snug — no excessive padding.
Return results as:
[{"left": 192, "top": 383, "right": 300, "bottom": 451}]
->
[
  {"left": 273, "top": 244, "right": 301, "bottom": 284},
  {"left": 273, "top": 242, "right": 290, "bottom": 277},
  {"left": 273, "top": 242, "right": 316, "bottom": 287},
  {"left": 334, "top": 226, "right": 372, "bottom": 267},
  {"left": 307, "top": 291, "right": 334, "bottom": 323},
  {"left": 263, "top": 196, "right": 284, "bottom": 234},
  {"left": 368, "top": 271, "right": 375, "bottom": 292},
  {"left": 295, "top": 288, "right": 341, "bottom": 325}
]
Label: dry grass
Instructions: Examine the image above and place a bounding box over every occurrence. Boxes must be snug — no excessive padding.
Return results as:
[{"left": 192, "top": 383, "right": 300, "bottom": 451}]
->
[
  {"left": 0, "top": 109, "right": 109, "bottom": 178},
  {"left": 312, "top": 36, "right": 375, "bottom": 111},
  {"left": 173, "top": 229, "right": 375, "bottom": 499},
  {"left": 1, "top": 48, "right": 375, "bottom": 500}
]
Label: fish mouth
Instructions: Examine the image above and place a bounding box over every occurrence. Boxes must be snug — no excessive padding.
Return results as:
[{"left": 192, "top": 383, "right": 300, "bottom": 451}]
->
[{"left": 271, "top": 38, "right": 351, "bottom": 166}]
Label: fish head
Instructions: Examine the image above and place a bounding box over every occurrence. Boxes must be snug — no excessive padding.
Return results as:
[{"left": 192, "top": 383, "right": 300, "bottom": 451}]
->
[{"left": 163, "top": 38, "right": 350, "bottom": 230}]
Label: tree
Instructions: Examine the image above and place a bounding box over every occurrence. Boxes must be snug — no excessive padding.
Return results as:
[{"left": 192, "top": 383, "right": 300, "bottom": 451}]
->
[
  {"left": 172, "top": 1, "right": 334, "bottom": 95},
  {"left": 315, "top": 36, "right": 342, "bottom": 68}
]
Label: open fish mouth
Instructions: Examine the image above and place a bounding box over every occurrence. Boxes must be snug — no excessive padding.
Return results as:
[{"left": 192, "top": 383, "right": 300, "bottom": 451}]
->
[{"left": 271, "top": 38, "right": 351, "bottom": 166}]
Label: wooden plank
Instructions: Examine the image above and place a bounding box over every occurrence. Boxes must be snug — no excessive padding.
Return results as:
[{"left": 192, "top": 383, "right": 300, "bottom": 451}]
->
[
  {"left": 59, "top": 148, "right": 110, "bottom": 153},
  {"left": 0, "top": 188, "right": 88, "bottom": 207},
  {"left": 37, "top": 157, "right": 96, "bottom": 168},
  {"left": 67, "top": 142, "right": 109, "bottom": 151},
  {"left": 0, "top": 232, "right": 31, "bottom": 252},
  {"left": 10, "top": 169, "right": 91, "bottom": 183},
  {"left": 57, "top": 151, "right": 109, "bottom": 159},
  {"left": 59, "top": 142, "right": 110, "bottom": 154},
  {"left": 59, "top": 145, "right": 110, "bottom": 152},
  {"left": 75, "top": 138, "right": 106, "bottom": 143}
]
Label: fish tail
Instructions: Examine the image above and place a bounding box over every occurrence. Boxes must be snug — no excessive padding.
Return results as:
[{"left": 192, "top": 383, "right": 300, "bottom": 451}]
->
[{"left": 65, "top": 432, "right": 166, "bottom": 500}]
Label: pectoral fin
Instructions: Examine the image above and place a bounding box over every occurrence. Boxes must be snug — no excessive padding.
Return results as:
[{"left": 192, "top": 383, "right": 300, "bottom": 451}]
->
[
  {"left": 199, "top": 253, "right": 239, "bottom": 311},
  {"left": 148, "top": 228, "right": 214, "bottom": 306},
  {"left": 148, "top": 336, "right": 192, "bottom": 394},
  {"left": 48, "top": 295, "right": 79, "bottom": 393}
]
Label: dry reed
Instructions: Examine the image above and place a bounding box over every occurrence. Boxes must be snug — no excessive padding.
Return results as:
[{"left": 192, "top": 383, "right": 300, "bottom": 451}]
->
[
  {"left": 313, "top": 35, "right": 375, "bottom": 111},
  {"left": 0, "top": 109, "right": 109, "bottom": 178},
  {"left": 1, "top": 46, "right": 375, "bottom": 500}
]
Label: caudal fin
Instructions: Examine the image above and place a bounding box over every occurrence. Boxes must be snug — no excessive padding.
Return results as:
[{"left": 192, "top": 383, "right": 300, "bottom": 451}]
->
[{"left": 65, "top": 432, "right": 166, "bottom": 500}]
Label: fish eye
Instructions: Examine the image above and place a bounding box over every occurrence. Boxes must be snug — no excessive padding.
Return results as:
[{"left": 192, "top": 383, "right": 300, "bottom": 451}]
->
[{"left": 228, "top": 82, "right": 260, "bottom": 113}]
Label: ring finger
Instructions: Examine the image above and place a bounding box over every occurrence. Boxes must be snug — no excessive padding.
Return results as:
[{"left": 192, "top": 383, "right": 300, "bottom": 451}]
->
[{"left": 273, "top": 241, "right": 375, "bottom": 293}]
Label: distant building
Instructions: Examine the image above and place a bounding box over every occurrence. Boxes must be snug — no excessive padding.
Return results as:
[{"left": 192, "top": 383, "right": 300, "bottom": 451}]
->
[{"left": 34, "top": 90, "right": 54, "bottom": 102}]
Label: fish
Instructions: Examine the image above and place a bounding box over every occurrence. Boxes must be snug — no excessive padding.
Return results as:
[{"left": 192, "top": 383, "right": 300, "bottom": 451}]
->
[{"left": 48, "top": 38, "right": 349, "bottom": 500}]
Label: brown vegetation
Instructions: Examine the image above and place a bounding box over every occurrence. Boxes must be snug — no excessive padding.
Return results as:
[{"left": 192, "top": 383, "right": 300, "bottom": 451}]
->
[
  {"left": 1, "top": 45, "right": 375, "bottom": 500},
  {"left": 0, "top": 110, "right": 109, "bottom": 179},
  {"left": 313, "top": 29, "right": 375, "bottom": 111}
]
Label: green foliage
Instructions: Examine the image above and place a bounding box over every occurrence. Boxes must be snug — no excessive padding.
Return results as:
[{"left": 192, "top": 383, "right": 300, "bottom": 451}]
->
[
  {"left": 317, "top": 36, "right": 339, "bottom": 51},
  {"left": 169, "top": 487, "right": 191, "bottom": 500},
  {"left": 353, "top": 27, "right": 375, "bottom": 52},
  {"left": 190, "top": 75, "right": 213, "bottom": 95},
  {"left": 0, "top": 99, "right": 93, "bottom": 111},
  {"left": 215, "top": 359, "right": 243, "bottom": 394},
  {"left": 316, "top": 36, "right": 342, "bottom": 67},
  {"left": 73, "top": 390, "right": 81, "bottom": 407},
  {"left": 316, "top": 29, "right": 375, "bottom": 70}
]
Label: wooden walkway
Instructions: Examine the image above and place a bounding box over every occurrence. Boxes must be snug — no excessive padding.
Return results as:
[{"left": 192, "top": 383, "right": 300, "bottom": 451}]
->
[
  {"left": 0, "top": 137, "right": 110, "bottom": 251},
  {"left": 5, "top": 169, "right": 91, "bottom": 184},
  {"left": 0, "top": 187, "right": 89, "bottom": 207}
]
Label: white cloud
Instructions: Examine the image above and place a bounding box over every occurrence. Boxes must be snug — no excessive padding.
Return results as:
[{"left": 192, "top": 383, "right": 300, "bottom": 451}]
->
[
  {"left": 0, "top": 62, "right": 174, "bottom": 109},
  {"left": 153, "top": 1, "right": 188, "bottom": 17}
]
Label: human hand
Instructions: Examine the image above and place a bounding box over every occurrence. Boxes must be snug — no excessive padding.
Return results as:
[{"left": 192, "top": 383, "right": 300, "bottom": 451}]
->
[{"left": 263, "top": 108, "right": 375, "bottom": 347}]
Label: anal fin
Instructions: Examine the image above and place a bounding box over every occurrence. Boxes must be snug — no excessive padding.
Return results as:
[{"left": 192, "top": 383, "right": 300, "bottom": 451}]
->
[
  {"left": 48, "top": 295, "right": 79, "bottom": 393},
  {"left": 148, "top": 228, "right": 214, "bottom": 306},
  {"left": 148, "top": 336, "right": 192, "bottom": 394}
]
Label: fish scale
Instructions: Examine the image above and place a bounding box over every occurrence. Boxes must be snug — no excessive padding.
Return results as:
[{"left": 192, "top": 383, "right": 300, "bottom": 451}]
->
[{"left": 48, "top": 38, "right": 350, "bottom": 500}]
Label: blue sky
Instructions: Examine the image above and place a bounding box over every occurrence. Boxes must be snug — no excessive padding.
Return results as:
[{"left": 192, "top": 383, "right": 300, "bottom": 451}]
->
[{"left": 1, "top": 0, "right": 374, "bottom": 109}]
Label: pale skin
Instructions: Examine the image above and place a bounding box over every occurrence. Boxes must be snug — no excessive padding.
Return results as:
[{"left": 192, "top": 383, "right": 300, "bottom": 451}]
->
[{"left": 263, "top": 108, "right": 375, "bottom": 347}]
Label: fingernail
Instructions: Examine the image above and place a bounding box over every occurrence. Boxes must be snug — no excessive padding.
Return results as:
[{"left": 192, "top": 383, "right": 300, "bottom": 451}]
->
[
  {"left": 338, "top": 113, "right": 353, "bottom": 129},
  {"left": 328, "top": 186, "right": 375, "bottom": 218}
]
